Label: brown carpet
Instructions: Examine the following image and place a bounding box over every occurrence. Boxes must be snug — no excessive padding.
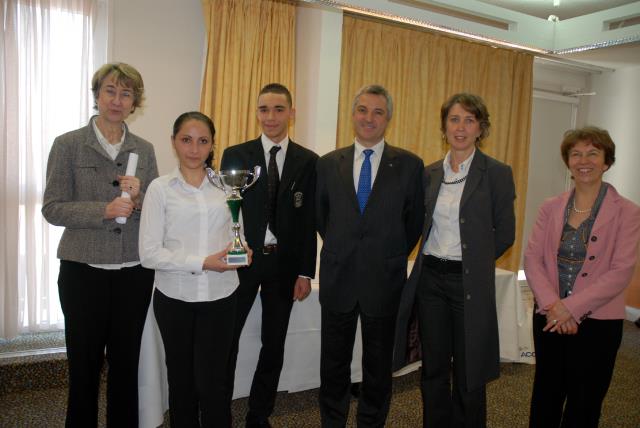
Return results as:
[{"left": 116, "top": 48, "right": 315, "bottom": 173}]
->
[{"left": 1, "top": 321, "right": 638, "bottom": 427}]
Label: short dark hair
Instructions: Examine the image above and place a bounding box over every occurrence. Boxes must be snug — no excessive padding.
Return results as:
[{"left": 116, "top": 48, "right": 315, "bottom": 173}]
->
[
  {"left": 440, "top": 93, "right": 491, "bottom": 142},
  {"left": 172, "top": 111, "right": 216, "bottom": 168},
  {"left": 560, "top": 126, "right": 616, "bottom": 168},
  {"left": 92, "top": 63, "right": 145, "bottom": 112},
  {"left": 352, "top": 84, "right": 393, "bottom": 120},
  {"left": 258, "top": 83, "right": 292, "bottom": 107}
]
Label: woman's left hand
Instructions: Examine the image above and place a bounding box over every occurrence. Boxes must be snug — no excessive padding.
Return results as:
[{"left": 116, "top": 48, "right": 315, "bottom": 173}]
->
[
  {"left": 542, "top": 299, "right": 574, "bottom": 333},
  {"left": 119, "top": 175, "right": 141, "bottom": 203}
]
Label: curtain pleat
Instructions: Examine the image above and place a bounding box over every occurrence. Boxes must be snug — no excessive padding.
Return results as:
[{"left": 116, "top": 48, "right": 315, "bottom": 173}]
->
[{"left": 200, "top": 0, "right": 296, "bottom": 167}]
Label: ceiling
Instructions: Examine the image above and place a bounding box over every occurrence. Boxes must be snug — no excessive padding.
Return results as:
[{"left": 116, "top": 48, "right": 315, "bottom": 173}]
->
[
  {"left": 479, "top": 0, "right": 638, "bottom": 21},
  {"left": 308, "top": 0, "right": 640, "bottom": 67},
  {"left": 564, "top": 40, "right": 640, "bottom": 67}
]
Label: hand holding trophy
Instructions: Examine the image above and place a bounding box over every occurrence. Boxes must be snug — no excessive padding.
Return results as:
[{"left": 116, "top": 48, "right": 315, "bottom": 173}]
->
[{"left": 205, "top": 166, "right": 261, "bottom": 265}]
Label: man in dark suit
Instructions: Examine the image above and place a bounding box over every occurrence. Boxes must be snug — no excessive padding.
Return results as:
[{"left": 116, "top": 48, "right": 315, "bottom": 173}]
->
[
  {"left": 316, "top": 85, "right": 424, "bottom": 427},
  {"left": 221, "top": 83, "right": 318, "bottom": 428}
]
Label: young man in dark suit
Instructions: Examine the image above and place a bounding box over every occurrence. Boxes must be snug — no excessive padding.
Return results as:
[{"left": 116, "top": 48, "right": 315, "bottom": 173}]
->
[
  {"left": 220, "top": 83, "right": 318, "bottom": 427},
  {"left": 316, "top": 85, "right": 425, "bottom": 427}
]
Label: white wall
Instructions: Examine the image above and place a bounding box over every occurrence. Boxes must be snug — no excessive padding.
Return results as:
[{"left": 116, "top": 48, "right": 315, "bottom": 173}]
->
[
  {"left": 582, "top": 66, "right": 640, "bottom": 204},
  {"left": 110, "top": 0, "right": 206, "bottom": 175},
  {"left": 295, "top": 3, "right": 343, "bottom": 156}
]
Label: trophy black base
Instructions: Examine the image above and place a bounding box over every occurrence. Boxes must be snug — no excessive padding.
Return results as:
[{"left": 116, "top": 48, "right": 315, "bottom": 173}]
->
[{"left": 227, "top": 252, "right": 249, "bottom": 266}]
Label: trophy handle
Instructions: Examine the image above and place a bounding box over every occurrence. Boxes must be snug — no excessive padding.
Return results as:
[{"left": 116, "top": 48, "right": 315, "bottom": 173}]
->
[
  {"left": 242, "top": 166, "right": 262, "bottom": 192},
  {"left": 205, "top": 167, "right": 226, "bottom": 193}
]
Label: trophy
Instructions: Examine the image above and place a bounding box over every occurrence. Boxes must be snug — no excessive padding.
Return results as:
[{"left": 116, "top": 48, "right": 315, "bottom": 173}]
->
[{"left": 206, "top": 166, "right": 261, "bottom": 265}]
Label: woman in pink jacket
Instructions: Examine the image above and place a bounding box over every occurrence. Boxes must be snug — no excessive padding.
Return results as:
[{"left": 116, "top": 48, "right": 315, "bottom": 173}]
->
[{"left": 524, "top": 126, "right": 640, "bottom": 428}]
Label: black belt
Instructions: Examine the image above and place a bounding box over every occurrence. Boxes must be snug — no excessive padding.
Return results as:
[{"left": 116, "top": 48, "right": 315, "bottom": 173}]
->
[
  {"left": 423, "top": 254, "right": 463, "bottom": 274},
  {"left": 262, "top": 244, "right": 278, "bottom": 255}
]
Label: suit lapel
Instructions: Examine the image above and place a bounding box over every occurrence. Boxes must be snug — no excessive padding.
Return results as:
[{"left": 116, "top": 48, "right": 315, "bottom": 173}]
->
[
  {"left": 338, "top": 145, "right": 359, "bottom": 212},
  {"left": 279, "top": 140, "right": 299, "bottom": 199},
  {"left": 460, "top": 149, "right": 487, "bottom": 210},
  {"left": 420, "top": 163, "right": 443, "bottom": 243},
  {"left": 368, "top": 144, "right": 395, "bottom": 206},
  {"left": 247, "top": 139, "right": 268, "bottom": 194},
  {"left": 590, "top": 185, "right": 618, "bottom": 233},
  {"left": 83, "top": 119, "right": 116, "bottom": 162}
]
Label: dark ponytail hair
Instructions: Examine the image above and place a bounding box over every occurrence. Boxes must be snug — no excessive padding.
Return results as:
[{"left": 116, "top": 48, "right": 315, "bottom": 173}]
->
[{"left": 172, "top": 111, "right": 216, "bottom": 167}]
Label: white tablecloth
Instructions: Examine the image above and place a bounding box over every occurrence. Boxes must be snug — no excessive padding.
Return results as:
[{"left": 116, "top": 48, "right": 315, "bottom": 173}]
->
[
  {"left": 138, "top": 269, "right": 533, "bottom": 428},
  {"left": 494, "top": 268, "right": 534, "bottom": 364}
]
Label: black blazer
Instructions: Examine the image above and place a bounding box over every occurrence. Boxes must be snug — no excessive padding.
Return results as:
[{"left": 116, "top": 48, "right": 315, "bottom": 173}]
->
[
  {"left": 393, "top": 149, "right": 516, "bottom": 389},
  {"left": 220, "top": 138, "right": 318, "bottom": 294},
  {"left": 316, "top": 143, "right": 424, "bottom": 317}
]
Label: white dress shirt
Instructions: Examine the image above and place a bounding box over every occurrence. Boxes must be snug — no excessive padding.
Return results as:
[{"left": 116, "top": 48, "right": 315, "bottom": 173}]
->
[
  {"left": 139, "top": 168, "right": 239, "bottom": 302},
  {"left": 90, "top": 117, "right": 139, "bottom": 270},
  {"left": 423, "top": 150, "right": 476, "bottom": 261},
  {"left": 353, "top": 139, "right": 385, "bottom": 191},
  {"left": 261, "top": 134, "right": 288, "bottom": 246}
]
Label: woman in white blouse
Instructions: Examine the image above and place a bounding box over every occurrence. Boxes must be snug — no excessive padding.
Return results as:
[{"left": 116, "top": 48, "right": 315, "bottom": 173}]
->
[
  {"left": 139, "top": 111, "right": 248, "bottom": 427},
  {"left": 408, "top": 94, "right": 515, "bottom": 427}
]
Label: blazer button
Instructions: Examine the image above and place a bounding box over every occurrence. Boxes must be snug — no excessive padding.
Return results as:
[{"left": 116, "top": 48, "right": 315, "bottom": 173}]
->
[
  {"left": 112, "top": 180, "right": 119, "bottom": 187},
  {"left": 588, "top": 255, "right": 595, "bottom": 261},
  {"left": 462, "top": 243, "right": 467, "bottom": 249},
  {"left": 113, "top": 228, "right": 122, "bottom": 234},
  {"left": 581, "top": 272, "right": 588, "bottom": 277},
  {"left": 464, "top": 268, "right": 469, "bottom": 274},
  {"left": 460, "top": 218, "right": 465, "bottom": 224},
  {"left": 590, "top": 236, "right": 597, "bottom": 242},
  {"left": 117, "top": 162, "right": 123, "bottom": 167},
  {"left": 466, "top": 294, "right": 471, "bottom": 300}
]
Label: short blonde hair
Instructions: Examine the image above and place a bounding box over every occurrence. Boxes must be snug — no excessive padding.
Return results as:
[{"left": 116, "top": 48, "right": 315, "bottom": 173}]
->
[{"left": 91, "top": 63, "right": 145, "bottom": 112}]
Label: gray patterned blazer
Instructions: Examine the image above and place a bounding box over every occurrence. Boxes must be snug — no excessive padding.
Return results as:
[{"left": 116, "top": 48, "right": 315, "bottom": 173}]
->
[{"left": 42, "top": 117, "right": 159, "bottom": 264}]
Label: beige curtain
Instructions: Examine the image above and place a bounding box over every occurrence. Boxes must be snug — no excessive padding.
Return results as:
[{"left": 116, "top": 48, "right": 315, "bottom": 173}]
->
[
  {"left": 338, "top": 15, "right": 533, "bottom": 271},
  {"left": 200, "top": 0, "right": 296, "bottom": 167}
]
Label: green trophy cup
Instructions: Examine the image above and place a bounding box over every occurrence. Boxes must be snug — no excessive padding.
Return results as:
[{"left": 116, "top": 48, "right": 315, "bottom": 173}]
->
[{"left": 205, "top": 166, "right": 261, "bottom": 265}]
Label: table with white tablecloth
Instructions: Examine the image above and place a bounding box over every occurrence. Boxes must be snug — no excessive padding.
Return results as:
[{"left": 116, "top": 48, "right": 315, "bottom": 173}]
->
[
  {"left": 138, "top": 268, "right": 532, "bottom": 428},
  {"left": 495, "top": 268, "right": 535, "bottom": 364}
]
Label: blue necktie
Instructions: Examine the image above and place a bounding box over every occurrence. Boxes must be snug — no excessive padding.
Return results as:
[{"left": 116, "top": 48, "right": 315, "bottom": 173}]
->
[{"left": 357, "top": 149, "right": 374, "bottom": 214}]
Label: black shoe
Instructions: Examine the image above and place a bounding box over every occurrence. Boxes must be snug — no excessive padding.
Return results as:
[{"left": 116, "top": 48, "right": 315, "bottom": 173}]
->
[
  {"left": 246, "top": 421, "right": 272, "bottom": 428},
  {"left": 246, "top": 414, "right": 273, "bottom": 428},
  {"left": 635, "top": 317, "right": 640, "bottom": 328},
  {"left": 350, "top": 382, "right": 361, "bottom": 398}
]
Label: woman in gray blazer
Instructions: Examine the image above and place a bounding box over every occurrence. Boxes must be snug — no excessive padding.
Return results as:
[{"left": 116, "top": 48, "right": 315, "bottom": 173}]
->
[
  {"left": 398, "top": 93, "right": 516, "bottom": 427},
  {"left": 42, "top": 63, "right": 158, "bottom": 427}
]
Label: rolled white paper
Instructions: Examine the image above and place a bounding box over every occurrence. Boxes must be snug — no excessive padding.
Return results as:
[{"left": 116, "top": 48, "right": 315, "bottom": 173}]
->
[{"left": 116, "top": 152, "right": 139, "bottom": 225}]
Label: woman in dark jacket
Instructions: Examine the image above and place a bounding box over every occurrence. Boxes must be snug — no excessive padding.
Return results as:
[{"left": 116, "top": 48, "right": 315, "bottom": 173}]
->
[{"left": 396, "top": 93, "right": 516, "bottom": 427}]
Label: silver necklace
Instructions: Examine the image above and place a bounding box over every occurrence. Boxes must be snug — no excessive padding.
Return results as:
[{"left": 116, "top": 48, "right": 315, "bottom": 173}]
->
[
  {"left": 442, "top": 175, "right": 467, "bottom": 185},
  {"left": 571, "top": 201, "right": 592, "bottom": 214}
]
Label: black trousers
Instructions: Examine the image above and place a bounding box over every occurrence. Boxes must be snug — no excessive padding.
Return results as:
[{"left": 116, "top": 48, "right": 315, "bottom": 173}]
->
[
  {"left": 57, "top": 260, "right": 154, "bottom": 428},
  {"left": 225, "top": 252, "right": 294, "bottom": 424},
  {"left": 529, "top": 313, "right": 622, "bottom": 428},
  {"left": 154, "top": 289, "right": 237, "bottom": 428},
  {"left": 319, "top": 304, "right": 397, "bottom": 428},
  {"left": 417, "top": 266, "right": 486, "bottom": 428}
]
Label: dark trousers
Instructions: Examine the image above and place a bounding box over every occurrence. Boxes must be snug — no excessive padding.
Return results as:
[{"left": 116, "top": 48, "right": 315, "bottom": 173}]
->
[
  {"left": 319, "top": 304, "right": 397, "bottom": 428},
  {"left": 226, "top": 252, "right": 294, "bottom": 424},
  {"left": 154, "top": 289, "right": 237, "bottom": 428},
  {"left": 57, "top": 260, "right": 154, "bottom": 428},
  {"left": 417, "top": 266, "right": 486, "bottom": 428},
  {"left": 529, "top": 313, "right": 622, "bottom": 428}
]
